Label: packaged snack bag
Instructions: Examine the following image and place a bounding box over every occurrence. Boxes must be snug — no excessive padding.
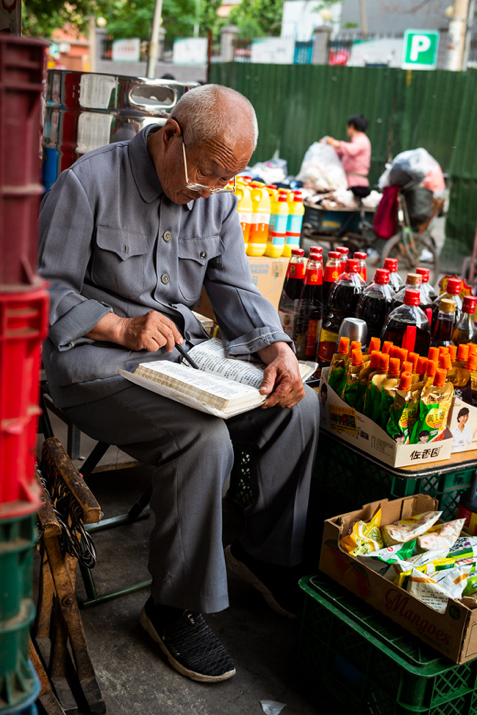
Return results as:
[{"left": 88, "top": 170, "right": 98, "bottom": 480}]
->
[
  {"left": 328, "top": 337, "right": 350, "bottom": 395},
  {"left": 357, "top": 540, "right": 416, "bottom": 576},
  {"left": 449, "top": 536, "right": 477, "bottom": 559},
  {"left": 357, "top": 351, "right": 380, "bottom": 413},
  {"left": 463, "top": 574, "right": 477, "bottom": 597},
  {"left": 460, "top": 354, "right": 477, "bottom": 407},
  {"left": 405, "top": 568, "right": 451, "bottom": 613},
  {"left": 379, "top": 358, "right": 402, "bottom": 428},
  {"left": 363, "top": 353, "right": 389, "bottom": 420},
  {"left": 382, "top": 511, "right": 442, "bottom": 546},
  {"left": 341, "top": 507, "right": 384, "bottom": 555},
  {"left": 410, "top": 368, "right": 454, "bottom": 443},
  {"left": 342, "top": 349, "right": 365, "bottom": 408},
  {"left": 386, "top": 372, "right": 418, "bottom": 444},
  {"left": 416, "top": 518, "right": 465, "bottom": 552}
]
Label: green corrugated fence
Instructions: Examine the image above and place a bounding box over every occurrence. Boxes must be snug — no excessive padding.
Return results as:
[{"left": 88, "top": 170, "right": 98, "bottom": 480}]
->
[{"left": 210, "top": 62, "right": 477, "bottom": 264}]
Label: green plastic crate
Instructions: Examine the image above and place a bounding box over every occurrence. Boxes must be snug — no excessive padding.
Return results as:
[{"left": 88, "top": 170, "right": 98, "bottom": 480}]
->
[
  {"left": 0, "top": 599, "right": 36, "bottom": 711},
  {"left": 313, "top": 437, "right": 474, "bottom": 521},
  {"left": 0, "top": 514, "right": 36, "bottom": 622},
  {"left": 297, "top": 573, "right": 477, "bottom": 715}
]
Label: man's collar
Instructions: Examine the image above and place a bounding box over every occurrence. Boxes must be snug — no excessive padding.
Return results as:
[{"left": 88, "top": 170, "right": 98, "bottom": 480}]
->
[{"left": 128, "top": 125, "right": 194, "bottom": 210}]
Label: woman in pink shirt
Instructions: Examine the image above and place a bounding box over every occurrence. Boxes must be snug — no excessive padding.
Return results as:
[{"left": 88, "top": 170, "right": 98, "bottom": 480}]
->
[{"left": 326, "top": 114, "right": 371, "bottom": 197}]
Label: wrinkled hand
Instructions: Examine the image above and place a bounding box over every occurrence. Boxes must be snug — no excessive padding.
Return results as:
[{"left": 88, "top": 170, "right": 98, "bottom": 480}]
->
[
  {"left": 86, "top": 310, "right": 183, "bottom": 352},
  {"left": 257, "top": 342, "right": 305, "bottom": 409}
]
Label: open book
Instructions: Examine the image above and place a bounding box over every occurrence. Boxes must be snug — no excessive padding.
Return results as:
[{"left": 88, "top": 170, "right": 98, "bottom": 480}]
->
[{"left": 118, "top": 338, "right": 317, "bottom": 419}]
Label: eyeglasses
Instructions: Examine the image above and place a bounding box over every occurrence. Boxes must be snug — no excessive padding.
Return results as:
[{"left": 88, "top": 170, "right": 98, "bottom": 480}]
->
[{"left": 171, "top": 116, "right": 236, "bottom": 194}]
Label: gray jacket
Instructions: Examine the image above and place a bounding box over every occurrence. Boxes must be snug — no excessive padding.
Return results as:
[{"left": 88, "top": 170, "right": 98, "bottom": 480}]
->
[{"left": 39, "top": 126, "right": 290, "bottom": 408}]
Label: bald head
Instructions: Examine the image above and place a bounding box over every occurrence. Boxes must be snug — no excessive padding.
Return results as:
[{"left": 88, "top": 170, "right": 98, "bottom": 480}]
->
[{"left": 172, "top": 84, "right": 258, "bottom": 151}]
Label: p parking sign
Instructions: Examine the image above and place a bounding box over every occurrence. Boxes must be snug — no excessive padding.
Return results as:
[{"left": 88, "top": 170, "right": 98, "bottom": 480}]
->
[{"left": 402, "top": 30, "right": 439, "bottom": 70}]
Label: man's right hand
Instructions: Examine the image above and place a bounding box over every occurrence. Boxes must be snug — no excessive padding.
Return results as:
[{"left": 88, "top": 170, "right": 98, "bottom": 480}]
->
[{"left": 86, "top": 311, "right": 183, "bottom": 353}]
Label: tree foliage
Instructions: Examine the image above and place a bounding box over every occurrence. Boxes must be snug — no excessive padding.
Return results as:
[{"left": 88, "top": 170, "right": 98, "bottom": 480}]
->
[{"left": 228, "top": 0, "right": 284, "bottom": 39}]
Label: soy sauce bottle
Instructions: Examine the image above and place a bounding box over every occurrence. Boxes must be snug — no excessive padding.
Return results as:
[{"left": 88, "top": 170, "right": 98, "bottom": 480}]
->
[
  {"left": 322, "top": 251, "right": 342, "bottom": 308},
  {"left": 381, "top": 288, "right": 431, "bottom": 355},
  {"left": 430, "top": 298, "right": 456, "bottom": 348},
  {"left": 318, "top": 258, "right": 366, "bottom": 365},
  {"left": 383, "top": 258, "right": 405, "bottom": 293},
  {"left": 452, "top": 295, "right": 477, "bottom": 346},
  {"left": 355, "top": 268, "right": 394, "bottom": 341},
  {"left": 294, "top": 253, "right": 323, "bottom": 360},
  {"left": 278, "top": 248, "right": 306, "bottom": 339}
]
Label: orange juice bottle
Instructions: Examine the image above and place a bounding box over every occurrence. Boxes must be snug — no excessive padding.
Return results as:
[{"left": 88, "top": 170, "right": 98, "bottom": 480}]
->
[
  {"left": 283, "top": 191, "right": 305, "bottom": 257},
  {"left": 235, "top": 185, "right": 253, "bottom": 246},
  {"left": 247, "top": 183, "right": 271, "bottom": 257}
]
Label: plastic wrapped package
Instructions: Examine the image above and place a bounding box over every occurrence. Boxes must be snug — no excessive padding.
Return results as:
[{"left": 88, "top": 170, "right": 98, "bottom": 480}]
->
[{"left": 296, "top": 141, "right": 348, "bottom": 191}]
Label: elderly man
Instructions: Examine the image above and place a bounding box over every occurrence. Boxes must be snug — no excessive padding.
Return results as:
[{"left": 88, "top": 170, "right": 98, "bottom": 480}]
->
[{"left": 39, "top": 85, "right": 319, "bottom": 683}]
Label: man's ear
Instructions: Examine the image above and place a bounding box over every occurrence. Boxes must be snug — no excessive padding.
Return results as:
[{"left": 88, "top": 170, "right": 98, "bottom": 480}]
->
[{"left": 162, "top": 118, "right": 180, "bottom": 149}]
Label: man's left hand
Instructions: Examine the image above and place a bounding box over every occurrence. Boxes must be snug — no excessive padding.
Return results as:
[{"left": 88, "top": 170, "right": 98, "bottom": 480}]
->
[{"left": 257, "top": 342, "right": 305, "bottom": 409}]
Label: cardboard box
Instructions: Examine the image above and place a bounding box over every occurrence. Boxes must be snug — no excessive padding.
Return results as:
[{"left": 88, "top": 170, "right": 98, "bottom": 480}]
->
[
  {"left": 449, "top": 397, "right": 477, "bottom": 455},
  {"left": 319, "top": 494, "right": 477, "bottom": 664},
  {"left": 195, "top": 256, "right": 289, "bottom": 322},
  {"left": 318, "top": 366, "right": 453, "bottom": 468}
]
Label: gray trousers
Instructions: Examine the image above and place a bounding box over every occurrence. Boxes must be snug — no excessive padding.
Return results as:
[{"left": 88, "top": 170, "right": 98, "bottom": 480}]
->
[{"left": 64, "top": 385, "right": 319, "bottom": 613}]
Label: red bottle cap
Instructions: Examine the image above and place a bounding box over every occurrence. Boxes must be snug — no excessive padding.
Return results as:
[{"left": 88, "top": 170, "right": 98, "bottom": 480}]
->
[
  {"left": 291, "top": 248, "right": 305, "bottom": 256},
  {"left": 388, "top": 357, "right": 401, "bottom": 376},
  {"left": 433, "top": 368, "right": 447, "bottom": 388},
  {"left": 266, "top": 184, "right": 277, "bottom": 189},
  {"left": 350, "top": 341, "right": 362, "bottom": 351},
  {"left": 426, "top": 360, "right": 438, "bottom": 378},
  {"left": 369, "top": 351, "right": 380, "bottom": 368},
  {"left": 428, "top": 347, "right": 439, "bottom": 361},
  {"left": 403, "top": 289, "right": 420, "bottom": 306},
  {"left": 469, "top": 343, "right": 477, "bottom": 356},
  {"left": 354, "top": 252, "right": 367, "bottom": 260},
  {"left": 345, "top": 259, "right": 359, "bottom": 273},
  {"left": 337, "top": 246, "right": 349, "bottom": 256},
  {"left": 309, "top": 246, "right": 323, "bottom": 254},
  {"left": 382, "top": 341, "right": 393, "bottom": 354},
  {"left": 383, "top": 258, "right": 398, "bottom": 272},
  {"left": 397, "top": 348, "right": 408, "bottom": 363},
  {"left": 278, "top": 194, "right": 288, "bottom": 202},
  {"left": 399, "top": 372, "right": 413, "bottom": 391},
  {"left": 378, "top": 353, "right": 390, "bottom": 371},
  {"left": 438, "top": 346, "right": 449, "bottom": 357},
  {"left": 446, "top": 277, "right": 462, "bottom": 295},
  {"left": 368, "top": 337, "right": 381, "bottom": 353},
  {"left": 408, "top": 352, "right": 419, "bottom": 370},
  {"left": 439, "top": 353, "right": 452, "bottom": 370},
  {"left": 389, "top": 346, "right": 400, "bottom": 359},
  {"left": 448, "top": 344, "right": 457, "bottom": 361},
  {"left": 337, "top": 337, "right": 350, "bottom": 354},
  {"left": 374, "top": 269, "right": 390, "bottom": 285},
  {"left": 463, "top": 295, "right": 477, "bottom": 313},
  {"left": 467, "top": 354, "right": 477, "bottom": 371},
  {"left": 351, "top": 349, "right": 364, "bottom": 366},
  {"left": 415, "top": 267, "right": 430, "bottom": 283},
  {"left": 416, "top": 356, "right": 428, "bottom": 374},
  {"left": 457, "top": 344, "right": 470, "bottom": 362},
  {"left": 328, "top": 251, "right": 341, "bottom": 259},
  {"left": 402, "top": 361, "right": 413, "bottom": 374}
]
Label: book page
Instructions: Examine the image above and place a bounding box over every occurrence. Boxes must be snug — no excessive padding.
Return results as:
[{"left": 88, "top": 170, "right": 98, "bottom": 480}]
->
[{"left": 188, "top": 338, "right": 266, "bottom": 389}]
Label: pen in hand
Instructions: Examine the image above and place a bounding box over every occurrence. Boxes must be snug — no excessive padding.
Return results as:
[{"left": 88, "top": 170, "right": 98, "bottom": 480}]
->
[{"left": 175, "top": 342, "right": 200, "bottom": 370}]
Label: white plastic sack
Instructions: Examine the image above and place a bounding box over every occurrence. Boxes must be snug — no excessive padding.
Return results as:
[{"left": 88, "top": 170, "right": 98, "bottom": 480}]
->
[{"left": 296, "top": 141, "right": 348, "bottom": 192}]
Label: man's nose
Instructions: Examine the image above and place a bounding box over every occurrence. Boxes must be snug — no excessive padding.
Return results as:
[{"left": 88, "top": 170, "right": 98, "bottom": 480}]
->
[{"left": 197, "top": 188, "right": 212, "bottom": 198}]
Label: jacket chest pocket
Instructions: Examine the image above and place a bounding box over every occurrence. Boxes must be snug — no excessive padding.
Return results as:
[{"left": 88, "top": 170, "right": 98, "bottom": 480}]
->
[
  {"left": 177, "top": 235, "right": 224, "bottom": 302},
  {"left": 92, "top": 226, "right": 149, "bottom": 299}
]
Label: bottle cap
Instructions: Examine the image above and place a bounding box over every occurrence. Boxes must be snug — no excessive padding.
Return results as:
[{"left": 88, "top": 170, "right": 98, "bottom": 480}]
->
[
  {"left": 463, "top": 295, "right": 477, "bottom": 313},
  {"left": 309, "top": 246, "right": 323, "bottom": 254},
  {"left": 448, "top": 344, "right": 457, "bottom": 361},
  {"left": 351, "top": 349, "right": 364, "bottom": 366},
  {"left": 354, "top": 252, "right": 367, "bottom": 260},
  {"left": 291, "top": 248, "right": 305, "bottom": 256},
  {"left": 383, "top": 258, "right": 398, "bottom": 272},
  {"left": 328, "top": 251, "right": 341, "bottom": 259},
  {"left": 389, "top": 346, "right": 400, "bottom": 359},
  {"left": 266, "top": 184, "right": 277, "bottom": 189},
  {"left": 433, "top": 368, "right": 446, "bottom": 387},
  {"left": 408, "top": 352, "right": 419, "bottom": 370},
  {"left": 415, "top": 267, "right": 430, "bottom": 283},
  {"left": 403, "top": 289, "right": 420, "bottom": 306},
  {"left": 402, "top": 361, "right": 413, "bottom": 374},
  {"left": 467, "top": 354, "right": 477, "bottom": 371},
  {"left": 382, "top": 341, "right": 393, "bottom": 354},
  {"left": 345, "top": 259, "right": 359, "bottom": 273},
  {"left": 457, "top": 344, "right": 470, "bottom": 362},
  {"left": 350, "top": 341, "right": 362, "bottom": 352},
  {"left": 446, "top": 277, "right": 462, "bottom": 295},
  {"left": 368, "top": 337, "right": 381, "bottom": 354},
  {"left": 337, "top": 246, "right": 349, "bottom": 256},
  {"left": 399, "top": 372, "right": 413, "bottom": 391},
  {"left": 470, "top": 343, "right": 477, "bottom": 356},
  {"left": 405, "top": 273, "right": 422, "bottom": 287},
  {"left": 374, "top": 269, "right": 390, "bottom": 285},
  {"left": 378, "top": 353, "right": 390, "bottom": 371},
  {"left": 416, "top": 356, "right": 428, "bottom": 374},
  {"left": 337, "top": 337, "right": 350, "bottom": 354},
  {"left": 439, "top": 298, "right": 456, "bottom": 313},
  {"left": 428, "top": 346, "right": 439, "bottom": 361},
  {"left": 369, "top": 351, "right": 380, "bottom": 368},
  {"left": 426, "top": 360, "right": 438, "bottom": 378},
  {"left": 397, "top": 347, "right": 408, "bottom": 363},
  {"left": 438, "top": 346, "right": 449, "bottom": 357},
  {"left": 388, "top": 357, "right": 401, "bottom": 376},
  {"left": 278, "top": 194, "right": 288, "bottom": 202},
  {"left": 293, "top": 191, "right": 303, "bottom": 202},
  {"left": 439, "top": 353, "right": 452, "bottom": 370}
]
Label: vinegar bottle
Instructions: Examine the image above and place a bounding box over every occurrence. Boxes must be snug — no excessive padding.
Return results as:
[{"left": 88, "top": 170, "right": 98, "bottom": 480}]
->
[
  {"left": 383, "top": 258, "right": 405, "bottom": 293},
  {"left": 294, "top": 253, "right": 323, "bottom": 360},
  {"left": 381, "top": 289, "right": 431, "bottom": 355},
  {"left": 430, "top": 298, "right": 456, "bottom": 348},
  {"left": 322, "top": 251, "right": 342, "bottom": 307},
  {"left": 452, "top": 295, "right": 477, "bottom": 346},
  {"left": 355, "top": 268, "right": 394, "bottom": 341},
  {"left": 277, "top": 248, "right": 306, "bottom": 339}
]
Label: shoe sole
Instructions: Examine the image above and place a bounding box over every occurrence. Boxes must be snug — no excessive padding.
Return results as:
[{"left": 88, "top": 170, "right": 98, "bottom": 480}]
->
[
  {"left": 224, "top": 545, "right": 295, "bottom": 620},
  {"left": 139, "top": 607, "right": 236, "bottom": 683}
]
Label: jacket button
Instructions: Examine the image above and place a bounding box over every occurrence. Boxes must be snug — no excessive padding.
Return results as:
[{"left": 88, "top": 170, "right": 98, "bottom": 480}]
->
[
  {"left": 161, "top": 273, "right": 170, "bottom": 285},
  {"left": 184, "top": 331, "right": 191, "bottom": 340},
  {"left": 199, "top": 250, "right": 207, "bottom": 259},
  {"left": 163, "top": 231, "right": 172, "bottom": 242}
]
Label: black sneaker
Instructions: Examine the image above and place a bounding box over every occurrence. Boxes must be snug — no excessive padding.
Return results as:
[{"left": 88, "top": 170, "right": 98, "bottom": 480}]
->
[
  {"left": 140, "top": 598, "right": 236, "bottom": 683},
  {"left": 225, "top": 542, "right": 302, "bottom": 619}
]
